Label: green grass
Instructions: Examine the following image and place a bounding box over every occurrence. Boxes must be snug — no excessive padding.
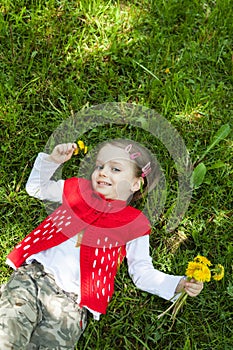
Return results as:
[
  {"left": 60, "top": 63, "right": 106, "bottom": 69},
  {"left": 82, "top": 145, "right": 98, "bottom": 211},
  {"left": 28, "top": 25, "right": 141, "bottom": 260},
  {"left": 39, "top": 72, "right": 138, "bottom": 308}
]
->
[{"left": 0, "top": 0, "right": 232, "bottom": 349}]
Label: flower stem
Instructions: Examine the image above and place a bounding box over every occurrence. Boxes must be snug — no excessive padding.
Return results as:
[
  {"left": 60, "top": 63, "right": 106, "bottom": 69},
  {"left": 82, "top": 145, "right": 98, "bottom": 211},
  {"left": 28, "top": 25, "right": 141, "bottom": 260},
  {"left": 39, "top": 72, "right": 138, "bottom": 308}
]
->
[{"left": 157, "top": 300, "right": 177, "bottom": 319}]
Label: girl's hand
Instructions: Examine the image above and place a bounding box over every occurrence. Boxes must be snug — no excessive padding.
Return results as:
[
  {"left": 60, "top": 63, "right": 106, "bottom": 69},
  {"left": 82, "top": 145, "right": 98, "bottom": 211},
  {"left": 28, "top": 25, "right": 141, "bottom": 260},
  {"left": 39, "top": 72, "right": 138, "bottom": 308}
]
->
[
  {"left": 47, "top": 143, "right": 77, "bottom": 164},
  {"left": 175, "top": 278, "right": 203, "bottom": 297}
]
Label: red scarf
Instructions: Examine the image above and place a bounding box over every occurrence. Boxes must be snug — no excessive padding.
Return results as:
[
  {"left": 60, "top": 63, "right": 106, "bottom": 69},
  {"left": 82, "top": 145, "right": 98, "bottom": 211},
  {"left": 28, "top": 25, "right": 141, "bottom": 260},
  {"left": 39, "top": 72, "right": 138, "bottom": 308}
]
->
[{"left": 7, "top": 178, "right": 151, "bottom": 314}]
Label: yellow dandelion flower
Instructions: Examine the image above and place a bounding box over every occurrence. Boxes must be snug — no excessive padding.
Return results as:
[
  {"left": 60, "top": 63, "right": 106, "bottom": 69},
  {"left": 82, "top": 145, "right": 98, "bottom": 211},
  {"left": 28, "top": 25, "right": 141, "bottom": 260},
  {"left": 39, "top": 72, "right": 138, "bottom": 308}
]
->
[
  {"left": 73, "top": 140, "right": 88, "bottom": 156},
  {"left": 193, "top": 264, "right": 211, "bottom": 282},
  {"left": 165, "top": 68, "right": 170, "bottom": 74},
  {"left": 194, "top": 255, "right": 212, "bottom": 266},
  {"left": 78, "top": 140, "right": 85, "bottom": 150},
  {"left": 186, "top": 261, "right": 211, "bottom": 282},
  {"left": 212, "top": 264, "right": 224, "bottom": 281},
  {"left": 185, "top": 261, "right": 201, "bottom": 279}
]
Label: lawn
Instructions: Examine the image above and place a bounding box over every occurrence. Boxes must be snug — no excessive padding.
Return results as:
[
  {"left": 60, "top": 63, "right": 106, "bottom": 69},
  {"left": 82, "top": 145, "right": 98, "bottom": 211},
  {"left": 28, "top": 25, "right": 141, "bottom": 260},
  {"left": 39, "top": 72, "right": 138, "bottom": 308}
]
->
[{"left": 0, "top": 0, "right": 232, "bottom": 349}]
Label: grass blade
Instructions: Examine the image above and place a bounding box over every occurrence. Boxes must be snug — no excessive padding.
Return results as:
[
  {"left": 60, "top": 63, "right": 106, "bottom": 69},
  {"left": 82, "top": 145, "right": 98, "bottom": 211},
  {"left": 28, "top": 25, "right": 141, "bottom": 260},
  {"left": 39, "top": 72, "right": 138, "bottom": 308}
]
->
[
  {"left": 133, "top": 60, "right": 162, "bottom": 83},
  {"left": 198, "top": 124, "right": 231, "bottom": 162}
]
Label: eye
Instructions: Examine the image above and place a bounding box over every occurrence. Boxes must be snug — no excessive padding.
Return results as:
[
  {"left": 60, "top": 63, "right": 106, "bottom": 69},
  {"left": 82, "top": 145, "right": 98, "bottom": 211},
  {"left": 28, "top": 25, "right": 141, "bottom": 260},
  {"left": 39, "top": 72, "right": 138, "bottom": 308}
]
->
[
  {"left": 95, "top": 165, "right": 103, "bottom": 170},
  {"left": 112, "top": 167, "right": 121, "bottom": 172}
]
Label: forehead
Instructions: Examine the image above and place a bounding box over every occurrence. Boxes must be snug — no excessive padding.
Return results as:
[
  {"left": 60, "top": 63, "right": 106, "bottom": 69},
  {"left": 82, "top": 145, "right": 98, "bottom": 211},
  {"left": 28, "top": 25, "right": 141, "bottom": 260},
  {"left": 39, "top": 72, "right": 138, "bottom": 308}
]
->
[{"left": 96, "top": 144, "right": 131, "bottom": 163}]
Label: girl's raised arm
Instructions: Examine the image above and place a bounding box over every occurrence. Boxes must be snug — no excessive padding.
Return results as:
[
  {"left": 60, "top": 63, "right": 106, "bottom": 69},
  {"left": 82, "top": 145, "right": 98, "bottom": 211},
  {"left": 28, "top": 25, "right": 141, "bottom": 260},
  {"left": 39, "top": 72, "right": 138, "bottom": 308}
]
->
[{"left": 26, "top": 143, "right": 77, "bottom": 202}]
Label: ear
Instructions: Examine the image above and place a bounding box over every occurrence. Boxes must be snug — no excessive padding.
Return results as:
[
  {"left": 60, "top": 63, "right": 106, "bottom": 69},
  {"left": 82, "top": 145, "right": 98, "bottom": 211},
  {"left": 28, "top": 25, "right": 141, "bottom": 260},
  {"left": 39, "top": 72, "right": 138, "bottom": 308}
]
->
[{"left": 131, "top": 177, "right": 144, "bottom": 193}]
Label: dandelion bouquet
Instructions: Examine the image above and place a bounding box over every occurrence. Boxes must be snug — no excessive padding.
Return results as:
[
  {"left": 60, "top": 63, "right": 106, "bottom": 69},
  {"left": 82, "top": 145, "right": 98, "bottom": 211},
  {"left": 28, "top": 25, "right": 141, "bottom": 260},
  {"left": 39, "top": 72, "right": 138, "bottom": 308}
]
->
[{"left": 158, "top": 255, "right": 224, "bottom": 329}]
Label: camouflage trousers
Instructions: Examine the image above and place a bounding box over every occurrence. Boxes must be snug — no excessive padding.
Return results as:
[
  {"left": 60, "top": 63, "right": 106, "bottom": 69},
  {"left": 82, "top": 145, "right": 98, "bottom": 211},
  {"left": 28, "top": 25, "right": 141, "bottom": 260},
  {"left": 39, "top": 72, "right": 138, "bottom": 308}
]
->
[{"left": 0, "top": 262, "right": 87, "bottom": 349}]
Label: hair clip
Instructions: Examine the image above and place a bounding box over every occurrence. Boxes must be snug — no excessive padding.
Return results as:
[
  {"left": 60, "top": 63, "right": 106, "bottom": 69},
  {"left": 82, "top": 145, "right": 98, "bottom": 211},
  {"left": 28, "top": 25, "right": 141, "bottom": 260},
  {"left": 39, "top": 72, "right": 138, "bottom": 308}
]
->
[
  {"left": 125, "top": 144, "right": 132, "bottom": 153},
  {"left": 130, "top": 152, "right": 141, "bottom": 160},
  {"left": 124, "top": 144, "right": 141, "bottom": 160},
  {"left": 73, "top": 140, "right": 88, "bottom": 155},
  {"left": 141, "top": 162, "right": 151, "bottom": 178}
]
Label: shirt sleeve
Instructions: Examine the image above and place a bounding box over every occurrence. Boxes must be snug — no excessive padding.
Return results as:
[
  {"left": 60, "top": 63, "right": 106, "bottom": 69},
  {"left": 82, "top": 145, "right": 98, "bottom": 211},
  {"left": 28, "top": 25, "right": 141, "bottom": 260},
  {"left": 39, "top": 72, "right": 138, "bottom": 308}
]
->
[
  {"left": 126, "top": 235, "right": 182, "bottom": 301},
  {"left": 25, "top": 152, "right": 64, "bottom": 203}
]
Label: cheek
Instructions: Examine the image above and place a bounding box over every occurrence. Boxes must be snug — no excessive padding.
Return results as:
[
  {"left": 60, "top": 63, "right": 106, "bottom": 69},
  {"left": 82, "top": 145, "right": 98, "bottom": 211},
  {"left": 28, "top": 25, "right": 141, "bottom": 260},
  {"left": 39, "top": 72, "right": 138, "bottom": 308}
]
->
[
  {"left": 91, "top": 171, "right": 96, "bottom": 184},
  {"left": 115, "top": 180, "right": 131, "bottom": 193}
]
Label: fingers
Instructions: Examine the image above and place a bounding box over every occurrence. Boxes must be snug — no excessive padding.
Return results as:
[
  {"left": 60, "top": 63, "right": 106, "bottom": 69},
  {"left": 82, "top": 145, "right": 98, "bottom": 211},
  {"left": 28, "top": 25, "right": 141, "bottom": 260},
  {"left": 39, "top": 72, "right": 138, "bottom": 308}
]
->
[
  {"left": 184, "top": 279, "right": 203, "bottom": 297},
  {"left": 48, "top": 143, "right": 77, "bottom": 163},
  {"left": 54, "top": 143, "right": 77, "bottom": 156}
]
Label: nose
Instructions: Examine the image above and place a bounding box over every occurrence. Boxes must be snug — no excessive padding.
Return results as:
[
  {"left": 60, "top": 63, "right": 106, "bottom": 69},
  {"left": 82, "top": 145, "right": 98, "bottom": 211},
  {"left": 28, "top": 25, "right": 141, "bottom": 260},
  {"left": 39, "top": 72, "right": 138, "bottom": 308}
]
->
[{"left": 99, "top": 165, "right": 108, "bottom": 177}]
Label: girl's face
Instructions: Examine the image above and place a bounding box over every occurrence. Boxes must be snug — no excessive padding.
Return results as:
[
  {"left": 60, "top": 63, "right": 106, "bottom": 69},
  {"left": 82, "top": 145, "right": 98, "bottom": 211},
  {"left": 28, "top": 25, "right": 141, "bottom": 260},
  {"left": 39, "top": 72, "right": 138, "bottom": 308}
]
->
[{"left": 91, "top": 144, "right": 142, "bottom": 201}]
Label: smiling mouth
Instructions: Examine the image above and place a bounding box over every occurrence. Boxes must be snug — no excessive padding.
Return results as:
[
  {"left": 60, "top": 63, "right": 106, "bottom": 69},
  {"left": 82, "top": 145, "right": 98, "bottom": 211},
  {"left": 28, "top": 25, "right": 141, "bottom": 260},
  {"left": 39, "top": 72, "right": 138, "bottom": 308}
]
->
[{"left": 97, "top": 181, "right": 112, "bottom": 186}]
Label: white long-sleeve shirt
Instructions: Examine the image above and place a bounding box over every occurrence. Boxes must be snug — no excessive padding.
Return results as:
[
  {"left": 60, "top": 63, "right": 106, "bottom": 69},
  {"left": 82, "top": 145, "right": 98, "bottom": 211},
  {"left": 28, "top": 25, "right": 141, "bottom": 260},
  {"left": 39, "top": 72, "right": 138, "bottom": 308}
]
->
[{"left": 24, "top": 153, "right": 182, "bottom": 318}]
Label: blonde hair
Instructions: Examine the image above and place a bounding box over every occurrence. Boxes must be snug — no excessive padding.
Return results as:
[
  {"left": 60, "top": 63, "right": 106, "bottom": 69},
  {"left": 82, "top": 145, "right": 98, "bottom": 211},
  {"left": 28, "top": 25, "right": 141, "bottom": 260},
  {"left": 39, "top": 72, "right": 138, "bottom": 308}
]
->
[{"left": 96, "top": 139, "right": 160, "bottom": 203}]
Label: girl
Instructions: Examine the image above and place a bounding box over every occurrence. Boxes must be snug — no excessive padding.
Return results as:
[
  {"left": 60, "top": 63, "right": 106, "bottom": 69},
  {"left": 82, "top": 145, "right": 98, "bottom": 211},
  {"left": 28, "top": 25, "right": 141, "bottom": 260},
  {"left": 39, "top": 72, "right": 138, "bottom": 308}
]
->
[{"left": 0, "top": 139, "right": 203, "bottom": 349}]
